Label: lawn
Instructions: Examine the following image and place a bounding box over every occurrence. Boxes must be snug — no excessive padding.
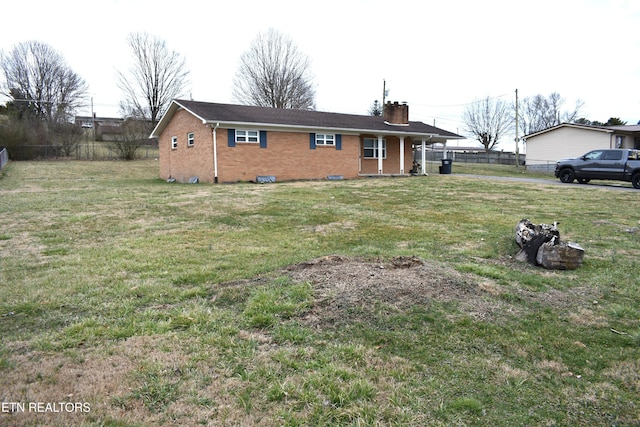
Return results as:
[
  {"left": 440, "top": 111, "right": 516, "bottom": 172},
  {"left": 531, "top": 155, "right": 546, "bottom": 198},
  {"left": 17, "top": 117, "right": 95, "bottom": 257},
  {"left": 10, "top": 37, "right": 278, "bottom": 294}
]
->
[{"left": 0, "top": 160, "right": 638, "bottom": 426}]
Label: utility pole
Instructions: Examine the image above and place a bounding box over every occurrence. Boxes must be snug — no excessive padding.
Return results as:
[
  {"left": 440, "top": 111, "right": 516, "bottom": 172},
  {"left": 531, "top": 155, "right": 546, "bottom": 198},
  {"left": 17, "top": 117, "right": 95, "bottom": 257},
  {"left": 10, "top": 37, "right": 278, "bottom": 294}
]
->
[
  {"left": 515, "top": 88, "right": 520, "bottom": 169},
  {"left": 91, "top": 97, "right": 95, "bottom": 160},
  {"left": 382, "top": 79, "right": 387, "bottom": 106}
]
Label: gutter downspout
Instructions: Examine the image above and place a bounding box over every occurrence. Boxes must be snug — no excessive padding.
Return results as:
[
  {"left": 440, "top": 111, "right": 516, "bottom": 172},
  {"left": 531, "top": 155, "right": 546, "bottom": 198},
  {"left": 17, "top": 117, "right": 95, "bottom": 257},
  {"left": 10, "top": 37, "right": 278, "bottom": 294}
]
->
[
  {"left": 399, "top": 136, "right": 405, "bottom": 174},
  {"left": 377, "top": 135, "right": 384, "bottom": 174},
  {"left": 212, "top": 123, "right": 219, "bottom": 183},
  {"left": 167, "top": 136, "right": 172, "bottom": 180}
]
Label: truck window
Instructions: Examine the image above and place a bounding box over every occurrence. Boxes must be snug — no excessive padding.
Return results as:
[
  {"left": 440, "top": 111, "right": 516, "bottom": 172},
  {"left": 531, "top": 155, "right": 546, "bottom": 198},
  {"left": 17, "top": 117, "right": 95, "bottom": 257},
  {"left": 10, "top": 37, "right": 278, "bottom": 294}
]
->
[
  {"left": 603, "top": 150, "right": 623, "bottom": 160},
  {"left": 584, "top": 151, "right": 604, "bottom": 160}
]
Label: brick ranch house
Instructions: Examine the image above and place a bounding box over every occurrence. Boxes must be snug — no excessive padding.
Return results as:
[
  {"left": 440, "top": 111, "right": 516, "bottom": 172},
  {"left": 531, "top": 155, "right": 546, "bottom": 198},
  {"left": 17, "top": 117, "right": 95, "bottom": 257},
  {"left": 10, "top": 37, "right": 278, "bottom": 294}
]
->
[{"left": 150, "top": 99, "right": 463, "bottom": 183}]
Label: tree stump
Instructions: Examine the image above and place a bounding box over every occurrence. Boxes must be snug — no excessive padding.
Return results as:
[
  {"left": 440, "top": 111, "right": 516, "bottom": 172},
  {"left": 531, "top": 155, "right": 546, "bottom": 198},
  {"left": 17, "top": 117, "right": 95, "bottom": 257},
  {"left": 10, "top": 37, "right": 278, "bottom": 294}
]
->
[
  {"left": 536, "top": 241, "right": 584, "bottom": 270},
  {"left": 514, "top": 219, "right": 584, "bottom": 270}
]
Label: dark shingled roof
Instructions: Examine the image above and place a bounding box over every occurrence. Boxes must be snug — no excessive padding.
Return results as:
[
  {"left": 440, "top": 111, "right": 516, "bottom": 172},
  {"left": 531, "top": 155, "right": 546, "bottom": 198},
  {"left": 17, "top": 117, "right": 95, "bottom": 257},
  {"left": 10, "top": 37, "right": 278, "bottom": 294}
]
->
[{"left": 151, "top": 99, "right": 463, "bottom": 140}]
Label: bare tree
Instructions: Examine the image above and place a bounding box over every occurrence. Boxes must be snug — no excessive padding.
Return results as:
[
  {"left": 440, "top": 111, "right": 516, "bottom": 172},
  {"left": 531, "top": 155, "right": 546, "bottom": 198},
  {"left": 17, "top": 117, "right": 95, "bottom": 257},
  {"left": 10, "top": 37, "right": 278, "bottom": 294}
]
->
[
  {"left": 107, "top": 118, "right": 148, "bottom": 160},
  {"left": 117, "top": 33, "right": 190, "bottom": 125},
  {"left": 52, "top": 122, "right": 83, "bottom": 156},
  {"left": 463, "top": 96, "right": 513, "bottom": 151},
  {"left": 0, "top": 40, "right": 87, "bottom": 123},
  {"left": 233, "top": 28, "right": 316, "bottom": 109},
  {"left": 518, "top": 92, "right": 584, "bottom": 135}
]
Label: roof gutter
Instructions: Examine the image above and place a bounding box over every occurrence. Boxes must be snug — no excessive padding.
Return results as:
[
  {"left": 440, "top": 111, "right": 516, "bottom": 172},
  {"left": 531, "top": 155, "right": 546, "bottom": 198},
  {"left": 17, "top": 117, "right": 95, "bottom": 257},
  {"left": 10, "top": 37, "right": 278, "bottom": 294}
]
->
[{"left": 200, "top": 120, "right": 456, "bottom": 139}]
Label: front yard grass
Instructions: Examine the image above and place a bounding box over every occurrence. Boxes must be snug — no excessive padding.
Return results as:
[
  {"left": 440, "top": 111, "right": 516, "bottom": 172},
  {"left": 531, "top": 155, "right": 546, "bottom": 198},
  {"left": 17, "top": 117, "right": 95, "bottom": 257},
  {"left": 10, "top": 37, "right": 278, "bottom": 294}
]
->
[{"left": 0, "top": 160, "right": 638, "bottom": 426}]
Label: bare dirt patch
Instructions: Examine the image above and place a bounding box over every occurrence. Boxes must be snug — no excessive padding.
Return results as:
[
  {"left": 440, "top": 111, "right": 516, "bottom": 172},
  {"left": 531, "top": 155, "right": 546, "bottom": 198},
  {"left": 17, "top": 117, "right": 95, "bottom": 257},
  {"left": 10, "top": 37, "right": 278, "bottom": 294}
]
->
[
  {"left": 276, "top": 255, "right": 599, "bottom": 328},
  {"left": 283, "top": 255, "right": 516, "bottom": 325}
]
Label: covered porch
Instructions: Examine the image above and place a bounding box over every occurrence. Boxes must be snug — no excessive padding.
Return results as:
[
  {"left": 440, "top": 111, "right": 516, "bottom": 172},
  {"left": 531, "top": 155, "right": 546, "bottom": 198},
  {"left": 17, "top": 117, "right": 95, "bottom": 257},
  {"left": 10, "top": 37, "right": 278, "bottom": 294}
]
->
[{"left": 358, "top": 133, "right": 457, "bottom": 176}]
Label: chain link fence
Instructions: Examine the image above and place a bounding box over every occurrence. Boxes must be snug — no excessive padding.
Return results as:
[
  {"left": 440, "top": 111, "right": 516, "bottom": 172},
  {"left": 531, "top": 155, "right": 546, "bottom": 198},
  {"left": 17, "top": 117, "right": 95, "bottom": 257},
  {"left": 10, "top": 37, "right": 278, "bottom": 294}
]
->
[
  {"left": 4, "top": 142, "right": 158, "bottom": 161},
  {"left": 413, "top": 149, "right": 526, "bottom": 172},
  {"left": 520, "top": 160, "right": 557, "bottom": 173}
]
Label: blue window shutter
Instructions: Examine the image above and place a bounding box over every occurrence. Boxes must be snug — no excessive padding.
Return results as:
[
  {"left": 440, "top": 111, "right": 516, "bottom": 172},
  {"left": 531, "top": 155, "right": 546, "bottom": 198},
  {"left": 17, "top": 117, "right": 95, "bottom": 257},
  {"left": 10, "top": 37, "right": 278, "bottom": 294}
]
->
[
  {"left": 259, "top": 130, "right": 267, "bottom": 148},
  {"left": 335, "top": 134, "right": 342, "bottom": 150},
  {"left": 228, "top": 129, "right": 236, "bottom": 147},
  {"left": 310, "top": 133, "right": 316, "bottom": 150}
]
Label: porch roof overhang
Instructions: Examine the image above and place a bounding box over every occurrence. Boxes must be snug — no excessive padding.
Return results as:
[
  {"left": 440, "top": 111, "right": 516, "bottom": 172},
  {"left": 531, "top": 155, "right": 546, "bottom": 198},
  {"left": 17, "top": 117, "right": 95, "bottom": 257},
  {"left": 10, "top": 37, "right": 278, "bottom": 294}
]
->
[{"left": 608, "top": 124, "right": 640, "bottom": 137}]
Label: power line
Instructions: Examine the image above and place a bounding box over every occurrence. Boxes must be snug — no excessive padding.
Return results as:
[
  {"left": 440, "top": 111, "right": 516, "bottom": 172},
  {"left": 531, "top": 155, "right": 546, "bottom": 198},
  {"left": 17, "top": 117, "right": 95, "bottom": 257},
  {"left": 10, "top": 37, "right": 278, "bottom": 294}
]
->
[{"left": 409, "top": 93, "right": 512, "bottom": 109}]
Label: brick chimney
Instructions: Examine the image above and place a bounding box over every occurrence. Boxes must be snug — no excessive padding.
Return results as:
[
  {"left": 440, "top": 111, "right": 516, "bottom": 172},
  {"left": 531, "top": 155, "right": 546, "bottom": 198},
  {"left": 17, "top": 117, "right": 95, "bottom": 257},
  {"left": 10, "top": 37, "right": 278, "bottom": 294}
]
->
[{"left": 383, "top": 101, "right": 409, "bottom": 125}]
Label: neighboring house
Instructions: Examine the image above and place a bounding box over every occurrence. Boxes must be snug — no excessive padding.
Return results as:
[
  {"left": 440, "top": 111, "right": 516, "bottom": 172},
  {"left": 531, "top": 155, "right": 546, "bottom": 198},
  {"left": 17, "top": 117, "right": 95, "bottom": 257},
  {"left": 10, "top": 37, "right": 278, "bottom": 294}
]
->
[
  {"left": 75, "top": 115, "right": 157, "bottom": 143},
  {"left": 150, "top": 100, "right": 463, "bottom": 183},
  {"left": 75, "top": 115, "right": 125, "bottom": 141},
  {"left": 523, "top": 123, "right": 640, "bottom": 172}
]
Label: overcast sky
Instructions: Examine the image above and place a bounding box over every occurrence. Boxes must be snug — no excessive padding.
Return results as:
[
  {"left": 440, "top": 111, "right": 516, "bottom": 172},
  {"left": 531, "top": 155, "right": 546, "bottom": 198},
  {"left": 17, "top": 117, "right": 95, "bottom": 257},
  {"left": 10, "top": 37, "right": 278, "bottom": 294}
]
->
[{"left": 1, "top": 0, "right": 639, "bottom": 151}]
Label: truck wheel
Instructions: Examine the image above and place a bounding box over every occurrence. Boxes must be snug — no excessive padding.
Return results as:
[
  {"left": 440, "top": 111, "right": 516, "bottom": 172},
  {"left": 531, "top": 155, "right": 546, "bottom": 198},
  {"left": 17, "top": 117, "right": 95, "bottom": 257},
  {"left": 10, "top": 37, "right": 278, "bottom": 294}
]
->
[
  {"left": 559, "top": 168, "right": 575, "bottom": 183},
  {"left": 632, "top": 173, "right": 640, "bottom": 189}
]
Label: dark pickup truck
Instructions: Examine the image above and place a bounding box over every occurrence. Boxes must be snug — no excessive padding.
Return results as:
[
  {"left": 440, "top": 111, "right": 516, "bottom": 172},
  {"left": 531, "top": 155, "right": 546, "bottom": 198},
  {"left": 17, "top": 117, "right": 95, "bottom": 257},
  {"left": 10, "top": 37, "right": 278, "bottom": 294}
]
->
[{"left": 555, "top": 148, "right": 640, "bottom": 189}]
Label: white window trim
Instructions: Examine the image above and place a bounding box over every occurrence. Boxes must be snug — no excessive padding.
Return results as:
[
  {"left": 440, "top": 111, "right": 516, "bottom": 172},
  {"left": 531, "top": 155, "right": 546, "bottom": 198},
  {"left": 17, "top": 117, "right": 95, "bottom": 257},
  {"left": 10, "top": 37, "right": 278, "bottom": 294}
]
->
[
  {"left": 363, "top": 138, "right": 386, "bottom": 159},
  {"left": 171, "top": 136, "right": 178, "bottom": 150},
  {"left": 187, "top": 132, "right": 194, "bottom": 147},
  {"left": 236, "top": 129, "right": 259, "bottom": 143},
  {"left": 316, "top": 133, "right": 335, "bottom": 146}
]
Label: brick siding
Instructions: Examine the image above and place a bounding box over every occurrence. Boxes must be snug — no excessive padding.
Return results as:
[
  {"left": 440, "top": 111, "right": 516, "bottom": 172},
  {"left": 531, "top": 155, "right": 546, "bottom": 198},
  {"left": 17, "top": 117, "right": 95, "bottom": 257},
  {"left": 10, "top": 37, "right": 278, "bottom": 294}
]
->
[
  {"left": 159, "top": 109, "right": 216, "bottom": 183},
  {"left": 158, "top": 108, "right": 414, "bottom": 183},
  {"left": 217, "top": 130, "right": 360, "bottom": 182}
]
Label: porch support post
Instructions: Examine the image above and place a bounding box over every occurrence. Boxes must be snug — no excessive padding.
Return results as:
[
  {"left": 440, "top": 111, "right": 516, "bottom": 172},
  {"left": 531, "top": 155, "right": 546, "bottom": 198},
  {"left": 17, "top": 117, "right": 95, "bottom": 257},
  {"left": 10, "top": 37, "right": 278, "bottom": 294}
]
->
[
  {"left": 377, "top": 135, "right": 383, "bottom": 174},
  {"left": 421, "top": 138, "right": 426, "bottom": 175},
  {"left": 399, "top": 136, "right": 405, "bottom": 174}
]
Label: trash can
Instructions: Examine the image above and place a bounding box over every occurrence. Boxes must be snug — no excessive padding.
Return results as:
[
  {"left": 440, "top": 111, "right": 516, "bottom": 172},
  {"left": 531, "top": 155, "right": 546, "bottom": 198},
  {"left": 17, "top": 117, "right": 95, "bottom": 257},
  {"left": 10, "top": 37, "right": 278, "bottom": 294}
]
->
[{"left": 439, "top": 158, "right": 452, "bottom": 174}]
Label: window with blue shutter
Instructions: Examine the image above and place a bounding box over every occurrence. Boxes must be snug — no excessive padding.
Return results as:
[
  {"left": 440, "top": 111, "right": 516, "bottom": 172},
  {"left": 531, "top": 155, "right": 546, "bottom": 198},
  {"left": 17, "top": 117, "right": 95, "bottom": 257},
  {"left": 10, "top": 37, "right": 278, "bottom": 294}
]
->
[
  {"left": 236, "top": 130, "right": 259, "bottom": 142},
  {"left": 310, "top": 133, "right": 316, "bottom": 150},
  {"left": 315, "top": 134, "right": 335, "bottom": 146},
  {"left": 228, "top": 129, "right": 236, "bottom": 147},
  {"left": 259, "top": 130, "right": 267, "bottom": 148},
  {"left": 336, "top": 134, "right": 342, "bottom": 150}
]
